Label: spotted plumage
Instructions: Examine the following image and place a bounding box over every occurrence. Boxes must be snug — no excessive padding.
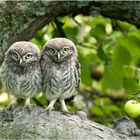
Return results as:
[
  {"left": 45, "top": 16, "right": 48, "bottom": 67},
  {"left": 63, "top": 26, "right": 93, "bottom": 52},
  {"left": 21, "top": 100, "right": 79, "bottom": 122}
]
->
[
  {"left": 41, "top": 38, "right": 80, "bottom": 112},
  {"left": 0, "top": 41, "right": 42, "bottom": 106}
]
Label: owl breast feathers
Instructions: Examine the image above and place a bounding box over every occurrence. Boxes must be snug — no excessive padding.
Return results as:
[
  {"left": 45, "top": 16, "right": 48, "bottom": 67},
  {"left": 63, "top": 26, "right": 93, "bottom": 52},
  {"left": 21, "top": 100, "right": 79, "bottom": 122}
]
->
[
  {"left": 41, "top": 38, "right": 80, "bottom": 112},
  {"left": 0, "top": 41, "right": 42, "bottom": 105}
]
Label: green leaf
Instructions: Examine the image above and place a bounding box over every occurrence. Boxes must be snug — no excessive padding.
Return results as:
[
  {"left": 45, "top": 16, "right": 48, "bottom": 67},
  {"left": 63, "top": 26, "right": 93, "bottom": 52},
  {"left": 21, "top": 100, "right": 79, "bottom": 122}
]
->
[
  {"left": 63, "top": 27, "right": 79, "bottom": 43},
  {"left": 102, "top": 65, "right": 123, "bottom": 90},
  {"left": 77, "top": 45, "right": 99, "bottom": 87},
  {"left": 117, "top": 35, "right": 140, "bottom": 60},
  {"left": 123, "top": 78, "right": 140, "bottom": 96},
  {"left": 116, "top": 20, "right": 136, "bottom": 33},
  {"left": 112, "top": 45, "right": 131, "bottom": 77},
  {"left": 90, "top": 24, "right": 106, "bottom": 40},
  {"left": 104, "top": 105, "right": 119, "bottom": 113},
  {"left": 123, "top": 65, "right": 135, "bottom": 78},
  {"left": 90, "top": 106, "right": 104, "bottom": 116}
]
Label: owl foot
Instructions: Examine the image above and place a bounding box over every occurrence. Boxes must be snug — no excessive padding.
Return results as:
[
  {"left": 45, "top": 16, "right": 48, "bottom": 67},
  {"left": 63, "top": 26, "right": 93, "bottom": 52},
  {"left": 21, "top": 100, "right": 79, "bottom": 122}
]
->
[
  {"left": 6, "top": 103, "right": 17, "bottom": 110},
  {"left": 60, "top": 99, "right": 73, "bottom": 115},
  {"left": 22, "top": 105, "right": 32, "bottom": 114},
  {"left": 45, "top": 99, "right": 57, "bottom": 114},
  {"left": 23, "top": 97, "right": 33, "bottom": 112},
  {"left": 46, "top": 106, "right": 54, "bottom": 114},
  {"left": 39, "top": 106, "right": 52, "bottom": 114},
  {"left": 22, "top": 97, "right": 34, "bottom": 112},
  {"left": 61, "top": 110, "right": 70, "bottom": 115},
  {"left": 6, "top": 97, "right": 18, "bottom": 110},
  {"left": 61, "top": 110, "right": 76, "bottom": 116},
  {"left": 24, "top": 104, "right": 35, "bottom": 109}
]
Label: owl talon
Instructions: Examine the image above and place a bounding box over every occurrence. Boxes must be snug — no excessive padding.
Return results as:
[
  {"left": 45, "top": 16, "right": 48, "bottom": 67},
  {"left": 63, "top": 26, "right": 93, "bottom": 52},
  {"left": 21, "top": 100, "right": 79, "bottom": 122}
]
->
[
  {"left": 24, "top": 105, "right": 34, "bottom": 109},
  {"left": 6, "top": 103, "right": 17, "bottom": 110},
  {"left": 62, "top": 110, "right": 69, "bottom": 115},
  {"left": 6, "top": 97, "right": 18, "bottom": 110},
  {"left": 60, "top": 99, "right": 70, "bottom": 114},
  {"left": 61, "top": 110, "right": 75, "bottom": 116},
  {"left": 46, "top": 107, "right": 54, "bottom": 114},
  {"left": 22, "top": 105, "right": 33, "bottom": 114},
  {"left": 45, "top": 99, "right": 57, "bottom": 114}
]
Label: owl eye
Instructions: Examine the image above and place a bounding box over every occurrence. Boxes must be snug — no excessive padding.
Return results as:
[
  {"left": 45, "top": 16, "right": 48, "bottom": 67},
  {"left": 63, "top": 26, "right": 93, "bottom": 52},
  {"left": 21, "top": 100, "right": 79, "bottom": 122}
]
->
[
  {"left": 25, "top": 53, "right": 33, "bottom": 59},
  {"left": 49, "top": 48, "right": 56, "bottom": 55},
  {"left": 12, "top": 51, "right": 19, "bottom": 60},
  {"left": 62, "top": 47, "right": 70, "bottom": 54}
]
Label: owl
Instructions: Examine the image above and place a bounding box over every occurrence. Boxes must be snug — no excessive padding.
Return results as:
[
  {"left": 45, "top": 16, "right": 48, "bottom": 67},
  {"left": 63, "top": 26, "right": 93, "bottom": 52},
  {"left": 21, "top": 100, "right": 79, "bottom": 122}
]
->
[
  {"left": 41, "top": 38, "right": 80, "bottom": 113},
  {"left": 0, "top": 41, "right": 42, "bottom": 107}
]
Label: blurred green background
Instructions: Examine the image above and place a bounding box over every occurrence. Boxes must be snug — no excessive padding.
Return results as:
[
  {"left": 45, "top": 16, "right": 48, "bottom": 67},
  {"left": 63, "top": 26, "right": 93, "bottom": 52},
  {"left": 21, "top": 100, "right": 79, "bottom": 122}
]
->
[{"left": 1, "top": 14, "right": 140, "bottom": 128}]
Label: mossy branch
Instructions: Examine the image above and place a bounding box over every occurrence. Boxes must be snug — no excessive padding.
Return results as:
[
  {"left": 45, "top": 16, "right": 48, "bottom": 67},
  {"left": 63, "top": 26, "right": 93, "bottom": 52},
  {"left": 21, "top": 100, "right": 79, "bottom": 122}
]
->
[{"left": 0, "top": 1, "right": 140, "bottom": 63}]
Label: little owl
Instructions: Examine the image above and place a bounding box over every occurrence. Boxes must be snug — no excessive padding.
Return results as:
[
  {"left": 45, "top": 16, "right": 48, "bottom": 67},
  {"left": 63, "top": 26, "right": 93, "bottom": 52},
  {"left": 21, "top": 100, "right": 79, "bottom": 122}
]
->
[
  {"left": 41, "top": 38, "right": 80, "bottom": 113},
  {"left": 0, "top": 41, "right": 42, "bottom": 106}
]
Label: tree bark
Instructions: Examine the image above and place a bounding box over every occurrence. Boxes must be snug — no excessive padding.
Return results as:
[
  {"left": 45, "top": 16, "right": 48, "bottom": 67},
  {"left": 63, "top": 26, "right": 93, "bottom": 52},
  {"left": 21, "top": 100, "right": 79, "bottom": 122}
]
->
[
  {"left": 0, "top": 1, "right": 140, "bottom": 63},
  {"left": 0, "top": 106, "right": 139, "bottom": 139}
]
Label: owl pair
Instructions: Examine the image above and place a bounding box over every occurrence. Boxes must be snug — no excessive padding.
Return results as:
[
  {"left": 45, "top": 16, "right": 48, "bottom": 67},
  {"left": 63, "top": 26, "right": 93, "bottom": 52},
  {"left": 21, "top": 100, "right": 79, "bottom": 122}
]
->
[{"left": 0, "top": 38, "right": 80, "bottom": 113}]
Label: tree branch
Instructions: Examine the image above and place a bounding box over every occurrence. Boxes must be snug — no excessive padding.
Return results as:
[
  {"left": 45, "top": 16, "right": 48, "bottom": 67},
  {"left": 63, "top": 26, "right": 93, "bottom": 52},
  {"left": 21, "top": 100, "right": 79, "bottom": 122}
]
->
[
  {"left": 0, "top": 107, "right": 139, "bottom": 139},
  {"left": 0, "top": 1, "right": 140, "bottom": 64}
]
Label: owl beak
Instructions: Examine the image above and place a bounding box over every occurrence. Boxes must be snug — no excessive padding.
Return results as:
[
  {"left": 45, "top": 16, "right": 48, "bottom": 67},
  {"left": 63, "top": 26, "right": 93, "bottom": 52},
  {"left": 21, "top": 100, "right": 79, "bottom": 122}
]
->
[
  {"left": 19, "top": 58, "right": 23, "bottom": 65},
  {"left": 57, "top": 52, "right": 61, "bottom": 60}
]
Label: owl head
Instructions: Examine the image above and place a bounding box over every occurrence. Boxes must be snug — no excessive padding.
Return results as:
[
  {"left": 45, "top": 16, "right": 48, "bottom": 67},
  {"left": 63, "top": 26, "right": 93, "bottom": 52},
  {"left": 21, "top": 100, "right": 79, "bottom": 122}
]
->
[
  {"left": 5, "top": 41, "right": 41, "bottom": 67},
  {"left": 42, "top": 38, "right": 77, "bottom": 63}
]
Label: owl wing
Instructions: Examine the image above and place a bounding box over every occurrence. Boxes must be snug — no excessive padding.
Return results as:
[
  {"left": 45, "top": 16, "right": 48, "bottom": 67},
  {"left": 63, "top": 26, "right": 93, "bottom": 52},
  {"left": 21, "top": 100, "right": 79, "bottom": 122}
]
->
[
  {"left": 75, "top": 60, "right": 81, "bottom": 90},
  {"left": 65, "top": 61, "right": 80, "bottom": 103}
]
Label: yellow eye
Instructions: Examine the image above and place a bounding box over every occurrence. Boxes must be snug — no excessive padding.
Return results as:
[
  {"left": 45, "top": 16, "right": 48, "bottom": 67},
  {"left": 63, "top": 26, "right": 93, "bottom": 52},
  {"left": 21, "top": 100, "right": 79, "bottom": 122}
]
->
[
  {"left": 49, "top": 48, "right": 56, "bottom": 55},
  {"left": 62, "top": 47, "right": 69, "bottom": 54},
  {"left": 25, "top": 53, "right": 33, "bottom": 59},
  {"left": 12, "top": 51, "right": 19, "bottom": 60}
]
